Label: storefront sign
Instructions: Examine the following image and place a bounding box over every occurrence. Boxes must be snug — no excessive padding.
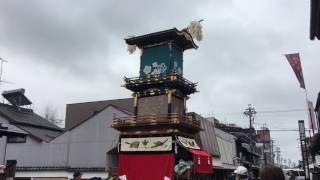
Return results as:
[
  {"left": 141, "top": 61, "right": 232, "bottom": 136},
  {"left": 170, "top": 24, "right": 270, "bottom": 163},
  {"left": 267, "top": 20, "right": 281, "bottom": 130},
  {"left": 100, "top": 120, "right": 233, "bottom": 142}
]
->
[
  {"left": 120, "top": 136, "right": 172, "bottom": 152},
  {"left": 177, "top": 136, "right": 200, "bottom": 149}
]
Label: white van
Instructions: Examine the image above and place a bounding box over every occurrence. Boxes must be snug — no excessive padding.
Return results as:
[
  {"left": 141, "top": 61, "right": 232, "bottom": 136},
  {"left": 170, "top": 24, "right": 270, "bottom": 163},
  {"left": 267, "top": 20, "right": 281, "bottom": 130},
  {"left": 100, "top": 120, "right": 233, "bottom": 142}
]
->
[{"left": 282, "top": 169, "right": 306, "bottom": 180}]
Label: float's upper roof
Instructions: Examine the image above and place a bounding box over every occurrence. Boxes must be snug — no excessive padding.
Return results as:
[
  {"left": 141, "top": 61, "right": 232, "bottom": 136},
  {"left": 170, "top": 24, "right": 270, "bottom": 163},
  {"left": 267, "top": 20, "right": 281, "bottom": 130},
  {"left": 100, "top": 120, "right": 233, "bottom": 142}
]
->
[{"left": 125, "top": 28, "right": 198, "bottom": 51}]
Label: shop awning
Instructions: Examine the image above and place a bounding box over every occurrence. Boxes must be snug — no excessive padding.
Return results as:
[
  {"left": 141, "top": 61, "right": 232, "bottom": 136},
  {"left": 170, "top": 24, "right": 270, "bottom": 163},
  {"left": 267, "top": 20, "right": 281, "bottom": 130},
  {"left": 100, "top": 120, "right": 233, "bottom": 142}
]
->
[
  {"left": 212, "top": 157, "right": 237, "bottom": 170},
  {"left": 118, "top": 153, "right": 174, "bottom": 180},
  {"left": 221, "top": 164, "right": 237, "bottom": 170},
  {"left": 188, "top": 149, "right": 213, "bottom": 174},
  {"left": 212, "top": 157, "right": 223, "bottom": 169}
]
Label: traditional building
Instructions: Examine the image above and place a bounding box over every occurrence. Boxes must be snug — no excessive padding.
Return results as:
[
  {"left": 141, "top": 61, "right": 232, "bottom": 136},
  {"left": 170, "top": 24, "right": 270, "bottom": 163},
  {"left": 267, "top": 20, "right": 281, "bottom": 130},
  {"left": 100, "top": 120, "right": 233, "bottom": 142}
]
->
[
  {"left": 0, "top": 89, "right": 63, "bottom": 178},
  {"left": 213, "top": 127, "right": 238, "bottom": 179},
  {"left": 14, "top": 98, "right": 133, "bottom": 179},
  {"left": 112, "top": 28, "right": 214, "bottom": 180},
  {"left": 0, "top": 88, "right": 135, "bottom": 179},
  {"left": 256, "top": 128, "right": 273, "bottom": 167},
  {"left": 215, "top": 120, "right": 261, "bottom": 177}
]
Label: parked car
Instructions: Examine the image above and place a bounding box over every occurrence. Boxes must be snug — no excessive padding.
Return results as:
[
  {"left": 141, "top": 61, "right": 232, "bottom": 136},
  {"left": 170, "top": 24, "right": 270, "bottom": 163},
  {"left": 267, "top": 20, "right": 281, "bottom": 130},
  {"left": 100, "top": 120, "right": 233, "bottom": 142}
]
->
[{"left": 283, "top": 168, "right": 305, "bottom": 180}]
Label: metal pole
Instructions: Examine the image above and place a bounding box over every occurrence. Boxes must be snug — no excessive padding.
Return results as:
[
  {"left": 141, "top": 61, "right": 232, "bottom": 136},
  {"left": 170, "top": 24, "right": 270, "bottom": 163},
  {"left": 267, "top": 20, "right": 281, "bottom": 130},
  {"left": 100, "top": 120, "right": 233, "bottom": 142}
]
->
[
  {"left": 299, "top": 120, "right": 307, "bottom": 179},
  {"left": 305, "top": 139, "right": 311, "bottom": 180},
  {"left": 244, "top": 104, "right": 257, "bottom": 175},
  {"left": 300, "top": 138, "right": 307, "bottom": 179},
  {"left": 271, "top": 140, "right": 274, "bottom": 165},
  {"left": 3, "top": 136, "right": 7, "bottom": 164}
]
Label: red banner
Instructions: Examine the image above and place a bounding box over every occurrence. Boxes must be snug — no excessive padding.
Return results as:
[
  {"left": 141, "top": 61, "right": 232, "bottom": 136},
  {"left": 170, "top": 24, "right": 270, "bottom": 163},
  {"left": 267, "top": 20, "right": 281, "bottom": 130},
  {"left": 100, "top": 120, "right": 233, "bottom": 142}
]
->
[
  {"left": 285, "top": 53, "right": 306, "bottom": 89},
  {"left": 307, "top": 100, "right": 317, "bottom": 130}
]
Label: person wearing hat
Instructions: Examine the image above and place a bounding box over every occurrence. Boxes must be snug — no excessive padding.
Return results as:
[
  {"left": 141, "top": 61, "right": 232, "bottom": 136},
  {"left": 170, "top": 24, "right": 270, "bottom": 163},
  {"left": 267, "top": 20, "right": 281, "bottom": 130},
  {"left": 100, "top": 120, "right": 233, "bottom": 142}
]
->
[
  {"left": 73, "top": 171, "right": 82, "bottom": 180},
  {"left": 234, "top": 166, "right": 249, "bottom": 180}
]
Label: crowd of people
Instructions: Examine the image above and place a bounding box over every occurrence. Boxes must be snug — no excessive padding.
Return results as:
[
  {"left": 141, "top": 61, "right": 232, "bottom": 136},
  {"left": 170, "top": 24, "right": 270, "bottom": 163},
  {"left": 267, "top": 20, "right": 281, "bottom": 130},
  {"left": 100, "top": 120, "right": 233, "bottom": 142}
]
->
[
  {"left": 74, "top": 165, "right": 295, "bottom": 180},
  {"left": 228, "top": 165, "right": 296, "bottom": 180},
  {"left": 0, "top": 164, "right": 297, "bottom": 180}
]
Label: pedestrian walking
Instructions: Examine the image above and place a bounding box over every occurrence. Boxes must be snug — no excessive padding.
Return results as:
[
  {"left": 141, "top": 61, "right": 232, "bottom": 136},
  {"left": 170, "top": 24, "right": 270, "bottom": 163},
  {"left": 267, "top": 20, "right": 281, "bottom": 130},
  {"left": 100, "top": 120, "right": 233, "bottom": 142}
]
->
[
  {"left": 259, "top": 166, "right": 285, "bottom": 180},
  {"left": 234, "top": 166, "right": 249, "bottom": 180}
]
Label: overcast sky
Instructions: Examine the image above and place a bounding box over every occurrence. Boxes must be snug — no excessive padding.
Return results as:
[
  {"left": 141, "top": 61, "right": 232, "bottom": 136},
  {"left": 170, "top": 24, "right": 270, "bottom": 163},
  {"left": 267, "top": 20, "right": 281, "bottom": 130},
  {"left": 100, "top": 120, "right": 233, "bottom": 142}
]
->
[{"left": 0, "top": 0, "right": 319, "bottom": 164}]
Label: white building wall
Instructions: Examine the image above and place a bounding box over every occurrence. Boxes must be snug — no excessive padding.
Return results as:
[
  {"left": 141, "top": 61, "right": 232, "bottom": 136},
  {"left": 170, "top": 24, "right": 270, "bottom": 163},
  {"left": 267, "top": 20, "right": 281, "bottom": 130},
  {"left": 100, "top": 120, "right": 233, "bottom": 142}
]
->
[
  {"left": 5, "top": 136, "right": 68, "bottom": 167},
  {"left": 67, "top": 106, "right": 127, "bottom": 168},
  {"left": 0, "top": 116, "right": 28, "bottom": 165},
  {"left": 0, "top": 116, "right": 9, "bottom": 164}
]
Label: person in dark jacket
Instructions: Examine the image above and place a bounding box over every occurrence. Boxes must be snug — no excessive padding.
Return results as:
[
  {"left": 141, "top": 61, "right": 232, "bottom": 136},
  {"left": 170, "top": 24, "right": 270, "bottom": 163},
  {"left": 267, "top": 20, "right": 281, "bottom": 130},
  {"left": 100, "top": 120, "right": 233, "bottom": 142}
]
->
[
  {"left": 73, "top": 171, "right": 82, "bottom": 180},
  {"left": 259, "top": 166, "right": 285, "bottom": 180}
]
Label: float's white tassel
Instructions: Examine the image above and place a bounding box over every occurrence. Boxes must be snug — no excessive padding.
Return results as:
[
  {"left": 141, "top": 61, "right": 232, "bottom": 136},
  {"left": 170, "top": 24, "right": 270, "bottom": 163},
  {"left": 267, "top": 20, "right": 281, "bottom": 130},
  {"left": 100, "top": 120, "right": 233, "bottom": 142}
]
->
[
  {"left": 127, "top": 45, "right": 136, "bottom": 54},
  {"left": 187, "top": 20, "right": 203, "bottom": 41},
  {"left": 126, "top": 36, "right": 137, "bottom": 54}
]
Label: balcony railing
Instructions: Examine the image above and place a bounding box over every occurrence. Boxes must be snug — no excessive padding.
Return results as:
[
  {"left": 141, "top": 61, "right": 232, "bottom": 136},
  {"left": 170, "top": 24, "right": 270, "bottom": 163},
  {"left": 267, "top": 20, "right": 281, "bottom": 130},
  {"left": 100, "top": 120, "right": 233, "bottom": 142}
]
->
[
  {"left": 112, "top": 113, "right": 201, "bottom": 131},
  {"left": 123, "top": 73, "right": 197, "bottom": 95}
]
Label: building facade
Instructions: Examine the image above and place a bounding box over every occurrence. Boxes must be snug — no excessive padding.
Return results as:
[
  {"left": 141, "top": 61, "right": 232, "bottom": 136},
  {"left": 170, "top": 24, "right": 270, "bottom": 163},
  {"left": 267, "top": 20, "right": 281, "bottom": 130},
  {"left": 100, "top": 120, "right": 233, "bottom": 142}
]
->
[{"left": 1, "top": 96, "right": 133, "bottom": 179}]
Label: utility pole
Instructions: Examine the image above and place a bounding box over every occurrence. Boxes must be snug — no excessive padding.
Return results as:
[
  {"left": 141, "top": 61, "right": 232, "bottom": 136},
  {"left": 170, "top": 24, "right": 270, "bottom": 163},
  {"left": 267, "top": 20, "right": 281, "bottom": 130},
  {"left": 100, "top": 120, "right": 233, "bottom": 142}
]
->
[
  {"left": 298, "top": 120, "right": 311, "bottom": 180},
  {"left": 244, "top": 104, "right": 257, "bottom": 170},
  {"left": 244, "top": 104, "right": 257, "bottom": 132},
  {"left": 275, "top": 147, "right": 281, "bottom": 167},
  {"left": 271, "top": 139, "right": 274, "bottom": 165}
]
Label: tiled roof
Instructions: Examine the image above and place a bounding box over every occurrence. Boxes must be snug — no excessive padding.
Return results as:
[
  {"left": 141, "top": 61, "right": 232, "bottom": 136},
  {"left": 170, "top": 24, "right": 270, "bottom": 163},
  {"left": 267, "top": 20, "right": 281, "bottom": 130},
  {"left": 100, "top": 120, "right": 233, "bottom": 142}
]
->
[
  {"left": 0, "top": 104, "right": 61, "bottom": 130},
  {"left": 230, "top": 132, "right": 252, "bottom": 143},
  {"left": 0, "top": 103, "right": 62, "bottom": 142},
  {"left": 17, "top": 125, "right": 62, "bottom": 142}
]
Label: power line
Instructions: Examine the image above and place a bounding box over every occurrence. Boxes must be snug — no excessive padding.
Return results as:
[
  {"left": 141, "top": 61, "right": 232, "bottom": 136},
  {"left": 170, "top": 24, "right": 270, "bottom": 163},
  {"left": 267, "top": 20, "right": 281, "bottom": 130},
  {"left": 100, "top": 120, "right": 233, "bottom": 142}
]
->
[
  {"left": 259, "top": 129, "right": 313, "bottom": 132},
  {"left": 268, "top": 129, "right": 301, "bottom": 132},
  {"left": 259, "top": 109, "right": 307, "bottom": 114},
  {"left": 213, "top": 108, "right": 307, "bottom": 116}
]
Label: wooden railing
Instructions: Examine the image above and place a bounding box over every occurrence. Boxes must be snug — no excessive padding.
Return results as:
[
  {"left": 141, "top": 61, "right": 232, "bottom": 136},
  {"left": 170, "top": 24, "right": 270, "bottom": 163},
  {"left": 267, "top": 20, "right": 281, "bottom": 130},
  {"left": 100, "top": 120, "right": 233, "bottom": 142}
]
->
[
  {"left": 123, "top": 73, "right": 197, "bottom": 91},
  {"left": 112, "top": 113, "right": 200, "bottom": 129}
]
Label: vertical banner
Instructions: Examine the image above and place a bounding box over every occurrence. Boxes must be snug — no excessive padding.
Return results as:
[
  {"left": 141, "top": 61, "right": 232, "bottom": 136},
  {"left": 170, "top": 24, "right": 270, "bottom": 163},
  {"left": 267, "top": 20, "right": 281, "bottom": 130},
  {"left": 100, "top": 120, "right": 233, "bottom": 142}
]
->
[
  {"left": 298, "top": 120, "right": 306, "bottom": 140},
  {"left": 298, "top": 120, "right": 308, "bottom": 179},
  {"left": 307, "top": 100, "right": 317, "bottom": 130},
  {"left": 285, "top": 53, "right": 306, "bottom": 89}
]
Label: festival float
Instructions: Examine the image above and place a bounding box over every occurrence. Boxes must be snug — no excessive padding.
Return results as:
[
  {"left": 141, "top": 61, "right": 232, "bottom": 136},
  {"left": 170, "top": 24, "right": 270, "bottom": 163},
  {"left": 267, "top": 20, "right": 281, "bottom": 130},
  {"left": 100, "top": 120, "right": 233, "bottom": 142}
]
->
[{"left": 112, "top": 21, "right": 213, "bottom": 180}]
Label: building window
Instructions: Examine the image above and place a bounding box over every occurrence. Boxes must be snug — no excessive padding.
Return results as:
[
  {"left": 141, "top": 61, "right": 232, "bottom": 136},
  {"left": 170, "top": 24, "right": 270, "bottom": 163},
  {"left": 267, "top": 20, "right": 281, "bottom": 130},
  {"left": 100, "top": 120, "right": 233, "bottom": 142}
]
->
[{"left": 7, "top": 135, "right": 26, "bottom": 143}]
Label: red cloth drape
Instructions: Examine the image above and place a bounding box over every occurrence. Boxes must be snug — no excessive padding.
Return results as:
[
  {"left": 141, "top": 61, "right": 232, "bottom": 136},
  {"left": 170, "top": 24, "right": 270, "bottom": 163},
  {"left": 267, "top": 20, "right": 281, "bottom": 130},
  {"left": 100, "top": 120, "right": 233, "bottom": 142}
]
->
[
  {"left": 188, "top": 149, "right": 213, "bottom": 174},
  {"left": 119, "top": 153, "right": 174, "bottom": 180}
]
